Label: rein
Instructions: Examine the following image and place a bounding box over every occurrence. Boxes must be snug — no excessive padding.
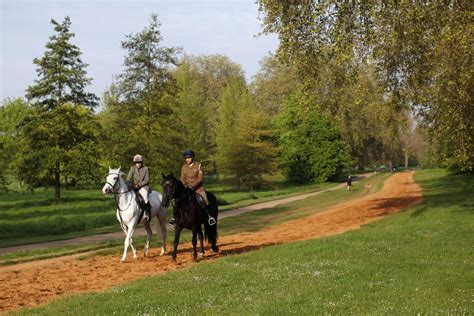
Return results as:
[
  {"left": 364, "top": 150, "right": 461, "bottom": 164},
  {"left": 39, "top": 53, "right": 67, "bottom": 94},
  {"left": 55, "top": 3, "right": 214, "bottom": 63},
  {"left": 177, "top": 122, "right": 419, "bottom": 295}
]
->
[{"left": 107, "top": 172, "right": 134, "bottom": 231}]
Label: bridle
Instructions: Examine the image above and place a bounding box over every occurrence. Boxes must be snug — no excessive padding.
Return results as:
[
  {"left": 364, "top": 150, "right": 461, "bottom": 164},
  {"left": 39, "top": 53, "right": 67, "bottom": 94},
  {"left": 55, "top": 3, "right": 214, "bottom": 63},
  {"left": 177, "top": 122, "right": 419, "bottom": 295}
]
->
[{"left": 106, "top": 172, "right": 133, "bottom": 213}]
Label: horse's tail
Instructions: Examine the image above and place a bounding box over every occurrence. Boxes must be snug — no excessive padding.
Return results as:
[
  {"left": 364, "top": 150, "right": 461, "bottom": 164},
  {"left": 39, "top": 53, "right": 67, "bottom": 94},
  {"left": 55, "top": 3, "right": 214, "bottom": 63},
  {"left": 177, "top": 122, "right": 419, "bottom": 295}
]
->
[{"left": 204, "top": 192, "right": 218, "bottom": 245}]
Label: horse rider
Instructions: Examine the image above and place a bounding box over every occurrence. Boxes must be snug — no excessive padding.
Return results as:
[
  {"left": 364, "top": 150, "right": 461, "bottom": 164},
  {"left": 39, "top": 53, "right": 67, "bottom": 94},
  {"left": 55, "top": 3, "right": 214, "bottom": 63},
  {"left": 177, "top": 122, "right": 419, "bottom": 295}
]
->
[
  {"left": 126, "top": 154, "right": 151, "bottom": 222},
  {"left": 168, "top": 150, "right": 216, "bottom": 226}
]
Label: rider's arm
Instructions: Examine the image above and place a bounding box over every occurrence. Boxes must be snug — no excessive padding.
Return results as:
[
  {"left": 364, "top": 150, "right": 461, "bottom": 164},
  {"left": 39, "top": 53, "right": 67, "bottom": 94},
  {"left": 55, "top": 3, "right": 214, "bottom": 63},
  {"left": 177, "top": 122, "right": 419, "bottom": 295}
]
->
[
  {"left": 140, "top": 167, "right": 149, "bottom": 187},
  {"left": 189, "top": 164, "right": 203, "bottom": 189},
  {"left": 126, "top": 167, "right": 134, "bottom": 182}
]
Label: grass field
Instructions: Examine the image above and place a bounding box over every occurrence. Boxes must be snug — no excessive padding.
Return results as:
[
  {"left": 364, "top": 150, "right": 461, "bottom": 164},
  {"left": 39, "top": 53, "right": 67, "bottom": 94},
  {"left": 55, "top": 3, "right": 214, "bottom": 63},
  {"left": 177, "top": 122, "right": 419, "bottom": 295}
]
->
[
  {"left": 13, "top": 169, "right": 474, "bottom": 314},
  {"left": 0, "top": 178, "right": 335, "bottom": 248}
]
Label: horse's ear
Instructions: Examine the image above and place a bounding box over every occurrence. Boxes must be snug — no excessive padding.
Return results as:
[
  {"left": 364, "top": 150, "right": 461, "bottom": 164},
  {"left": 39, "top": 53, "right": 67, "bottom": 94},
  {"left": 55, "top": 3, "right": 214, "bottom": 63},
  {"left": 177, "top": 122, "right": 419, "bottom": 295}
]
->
[
  {"left": 171, "top": 172, "right": 174, "bottom": 177},
  {"left": 118, "top": 166, "right": 121, "bottom": 171},
  {"left": 162, "top": 173, "right": 166, "bottom": 179},
  {"left": 108, "top": 166, "right": 111, "bottom": 172}
]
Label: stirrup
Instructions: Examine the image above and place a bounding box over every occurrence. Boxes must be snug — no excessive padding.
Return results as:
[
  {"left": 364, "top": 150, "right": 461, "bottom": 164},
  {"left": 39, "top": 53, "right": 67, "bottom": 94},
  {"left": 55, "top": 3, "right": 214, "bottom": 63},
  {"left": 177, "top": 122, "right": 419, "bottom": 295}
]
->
[
  {"left": 168, "top": 218, "right": 175, "bottom": 226},
  {"left": 208, "top": 217, "right": 216, "bottom": 226}
]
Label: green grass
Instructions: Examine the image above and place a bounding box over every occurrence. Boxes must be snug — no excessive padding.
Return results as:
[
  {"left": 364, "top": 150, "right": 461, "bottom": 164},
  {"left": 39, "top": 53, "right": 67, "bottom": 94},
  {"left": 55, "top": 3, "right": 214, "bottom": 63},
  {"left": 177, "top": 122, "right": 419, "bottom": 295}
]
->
[
  {"left": 13, "top": 169, "right": 473, "bottom": 315},
  {"left": 0, "top": 173, "right": 384, "bottom": 265},
  {"left": 0, "top": 178, "right": 339, "bottom": 248}
]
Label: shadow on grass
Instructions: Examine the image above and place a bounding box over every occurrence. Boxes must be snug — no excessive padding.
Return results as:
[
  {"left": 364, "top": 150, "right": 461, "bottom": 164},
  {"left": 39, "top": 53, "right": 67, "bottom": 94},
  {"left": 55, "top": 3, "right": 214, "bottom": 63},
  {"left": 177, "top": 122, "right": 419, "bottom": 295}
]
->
[{"left": 411, "top": 172, "right": 474, "bottom": 218}]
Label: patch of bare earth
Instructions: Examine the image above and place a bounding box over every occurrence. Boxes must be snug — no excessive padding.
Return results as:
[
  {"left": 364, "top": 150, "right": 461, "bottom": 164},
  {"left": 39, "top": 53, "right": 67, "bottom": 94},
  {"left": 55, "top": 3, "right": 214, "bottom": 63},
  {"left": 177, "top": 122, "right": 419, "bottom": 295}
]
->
[{"left": 0, "top": 171, "right": 421, "bottom": 313}]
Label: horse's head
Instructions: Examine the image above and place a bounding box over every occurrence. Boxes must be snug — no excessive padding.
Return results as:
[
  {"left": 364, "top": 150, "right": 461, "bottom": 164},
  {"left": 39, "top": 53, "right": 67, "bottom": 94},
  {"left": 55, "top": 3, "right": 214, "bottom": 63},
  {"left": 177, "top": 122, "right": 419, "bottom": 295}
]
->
[
  {"left": 102, "top": 167, "right": 124, "bottom": 195},
  {"left": 161, "top": 173, "right": 179, "bottom": 207}
]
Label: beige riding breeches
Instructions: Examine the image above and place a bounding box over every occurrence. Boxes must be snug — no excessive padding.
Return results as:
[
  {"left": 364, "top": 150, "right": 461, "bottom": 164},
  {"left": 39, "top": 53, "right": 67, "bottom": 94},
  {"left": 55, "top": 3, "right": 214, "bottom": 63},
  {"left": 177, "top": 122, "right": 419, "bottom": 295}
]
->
[{"left": 139, "top": 186, "right": 149, "bottom": 204}]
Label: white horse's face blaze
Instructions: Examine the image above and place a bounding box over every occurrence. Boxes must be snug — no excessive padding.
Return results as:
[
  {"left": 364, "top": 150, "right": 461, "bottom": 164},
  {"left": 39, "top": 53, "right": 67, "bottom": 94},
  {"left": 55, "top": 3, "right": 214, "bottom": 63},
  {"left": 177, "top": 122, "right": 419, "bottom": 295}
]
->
[{"left": 102, "top": 168, "right": 121, "bottom": 195}]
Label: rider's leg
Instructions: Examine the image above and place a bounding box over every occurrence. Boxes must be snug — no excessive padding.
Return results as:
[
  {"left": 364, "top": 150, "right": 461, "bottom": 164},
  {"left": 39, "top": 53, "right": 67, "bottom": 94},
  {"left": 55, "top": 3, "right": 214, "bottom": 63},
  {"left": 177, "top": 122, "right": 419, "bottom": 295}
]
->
[
  {"left": 168, "top": 203, "right": 178, "bottom": 226},
  {"left": 198, "top": 190, "right": 215, "bottom": 226},
  {"left": 139, "top": 187, "right": 151, "bottom": 222}
]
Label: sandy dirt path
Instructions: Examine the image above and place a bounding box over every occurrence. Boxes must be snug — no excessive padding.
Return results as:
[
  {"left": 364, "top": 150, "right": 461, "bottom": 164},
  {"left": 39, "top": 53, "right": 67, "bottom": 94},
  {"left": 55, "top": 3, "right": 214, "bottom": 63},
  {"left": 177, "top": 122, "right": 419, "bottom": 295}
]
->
[
  {"left": 0, "top": 174, "right": 371, "bottom": 255},
  {"left": 0, "top": 172, "right": 421, "bottom": 313}
]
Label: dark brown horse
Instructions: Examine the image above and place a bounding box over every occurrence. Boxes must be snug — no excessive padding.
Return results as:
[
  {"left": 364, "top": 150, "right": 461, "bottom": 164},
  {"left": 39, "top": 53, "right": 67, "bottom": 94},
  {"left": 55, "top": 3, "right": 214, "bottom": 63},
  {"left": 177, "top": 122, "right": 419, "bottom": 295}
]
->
[{"left": 161, "top": 173, "right": 218, "bottom": 262}]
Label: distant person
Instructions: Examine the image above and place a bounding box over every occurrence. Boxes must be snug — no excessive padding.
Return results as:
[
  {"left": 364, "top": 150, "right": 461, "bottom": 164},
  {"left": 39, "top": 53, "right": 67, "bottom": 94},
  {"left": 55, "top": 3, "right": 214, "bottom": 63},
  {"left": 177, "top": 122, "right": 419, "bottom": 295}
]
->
[
  {"left": 347, "top": 175, "right": 352, "bottom": 191},
  {"left": 126, "top": 154, "right": 151, "bottom": 222},
  {"left": 168, "top": 150, "right": 216, "bottom": 226}
]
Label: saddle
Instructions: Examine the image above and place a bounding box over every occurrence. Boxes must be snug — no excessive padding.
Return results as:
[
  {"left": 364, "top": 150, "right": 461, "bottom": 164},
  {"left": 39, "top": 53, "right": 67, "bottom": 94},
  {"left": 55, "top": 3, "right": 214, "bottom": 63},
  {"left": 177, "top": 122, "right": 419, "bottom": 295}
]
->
[
  {"left": 192, "top": 191, "right": 206, "bottom": 209},
  {"left": 134, "top": 189, "right": 147, "bottom": 212}
]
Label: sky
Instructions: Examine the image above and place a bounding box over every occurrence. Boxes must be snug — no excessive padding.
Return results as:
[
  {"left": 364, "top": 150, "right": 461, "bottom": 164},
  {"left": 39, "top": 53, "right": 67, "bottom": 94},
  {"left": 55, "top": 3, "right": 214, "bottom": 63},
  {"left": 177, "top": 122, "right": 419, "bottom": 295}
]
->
[{"left": 0, "top": 0, "right": 278, "bottom": 104}]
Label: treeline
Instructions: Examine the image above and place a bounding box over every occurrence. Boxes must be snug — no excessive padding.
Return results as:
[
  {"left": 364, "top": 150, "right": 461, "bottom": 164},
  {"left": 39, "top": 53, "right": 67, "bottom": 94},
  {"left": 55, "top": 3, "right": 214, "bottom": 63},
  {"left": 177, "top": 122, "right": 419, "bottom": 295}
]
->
[{"left": 1, "top": 6, "right": 471, "bottom": 200}]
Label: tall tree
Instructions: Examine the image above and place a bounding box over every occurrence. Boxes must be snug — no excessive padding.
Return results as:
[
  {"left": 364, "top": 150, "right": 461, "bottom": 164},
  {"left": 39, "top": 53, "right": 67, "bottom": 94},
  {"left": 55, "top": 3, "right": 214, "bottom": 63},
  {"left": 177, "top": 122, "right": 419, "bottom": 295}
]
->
[
  {"left": 173, "top": 60, "right": 209, "bottom": 162},
  {"left": 177, "top": 54, "right": 246, "bottom": 161},
  {"left": 216, "top": 77, "right": 277, "bottom": 188},
  {"left": 251, "top": 54, "right": 300, "bottom": 117},
  {"left": 26, "top": 16, "right": 98, "bottom": 110},
  {"left": 20, "top": 16, "right": 99, "bottom": 201},
  {"left": 110, "top": 13, "right": 182, "bottom": 176}
]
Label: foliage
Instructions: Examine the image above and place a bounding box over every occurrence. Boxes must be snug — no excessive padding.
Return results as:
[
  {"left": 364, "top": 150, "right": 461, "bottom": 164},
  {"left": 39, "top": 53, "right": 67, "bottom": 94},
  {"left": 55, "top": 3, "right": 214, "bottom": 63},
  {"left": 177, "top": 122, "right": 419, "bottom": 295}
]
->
[
  {"left": 173, "top": 60, "right": 209, "bottom": 162},
  {"left": 15, "top": 104, "right": 102, "bottom": 194},
  {"left": 19, "top": 17, "right": 100, "bottom": 201},
  {"left": 25, "top": 16, "right": 98, "bottom": 110},
  {"left": 101, "top": 14, "right": 182, "bottom": 177},
  {"left": 257, "top": 1, "right": 473, "bottom": 173},
  {"left": 251, "top": 54, "right": 300, "bottom": 117},
  {"left": 216, "top": 77, "right": 277, "bottom": 189},
  {"left": 0, "top": 98, "right": 30, "bottom": 192},
  {"left": 173, "top": 54, "right": 246, "bottom": 162},
  {"left": 275, "top": 92, "right": 351, "bottom": 183}
]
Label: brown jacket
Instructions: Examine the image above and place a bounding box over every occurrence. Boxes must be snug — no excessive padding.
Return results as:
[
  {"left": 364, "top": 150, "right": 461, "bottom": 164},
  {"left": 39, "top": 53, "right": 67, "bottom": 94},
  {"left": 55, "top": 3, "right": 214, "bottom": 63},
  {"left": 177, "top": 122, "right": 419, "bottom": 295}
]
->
[{"left": 180, "top": 161, "right": 204, "bottom": 194}]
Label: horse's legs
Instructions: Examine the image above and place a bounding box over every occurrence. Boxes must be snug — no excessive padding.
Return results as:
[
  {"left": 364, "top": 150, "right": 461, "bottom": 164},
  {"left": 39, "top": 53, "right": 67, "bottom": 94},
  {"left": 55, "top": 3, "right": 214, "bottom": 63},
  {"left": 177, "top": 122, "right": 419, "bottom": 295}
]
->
[
  {"left": 172, "top": 225, "right": 183, "bottom": 262},
  {"left": 130, "top": 237, "right": 138, "bottom": 259},
  {"left": 197, "top": 227, "right": 205, "bottom": 259},
  {"left": 157, "top": 207, "right": 167, "bottom": 256},
  {"left": 143, "top": 221, "right": 153, "bottom": 257},
  {"left": 191, "top": 230, "right": 199, "bottom": 261},
  {"left": 121, "top": 225, "right": 136, "bottom": 262}
]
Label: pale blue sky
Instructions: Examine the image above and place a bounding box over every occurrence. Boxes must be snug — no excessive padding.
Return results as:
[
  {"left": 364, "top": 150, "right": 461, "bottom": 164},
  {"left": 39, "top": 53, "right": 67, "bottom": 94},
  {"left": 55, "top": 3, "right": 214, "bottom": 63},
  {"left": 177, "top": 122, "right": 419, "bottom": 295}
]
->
[{"left": 0, "top": 0, "right": 278, "bottom": 103}]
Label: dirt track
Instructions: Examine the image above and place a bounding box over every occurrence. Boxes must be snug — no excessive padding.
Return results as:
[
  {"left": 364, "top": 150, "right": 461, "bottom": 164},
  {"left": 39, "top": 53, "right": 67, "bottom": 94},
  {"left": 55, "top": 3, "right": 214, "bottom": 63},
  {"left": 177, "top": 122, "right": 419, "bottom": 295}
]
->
[{"left": 0, "top": 172, "right": 422, "bottom": 313}]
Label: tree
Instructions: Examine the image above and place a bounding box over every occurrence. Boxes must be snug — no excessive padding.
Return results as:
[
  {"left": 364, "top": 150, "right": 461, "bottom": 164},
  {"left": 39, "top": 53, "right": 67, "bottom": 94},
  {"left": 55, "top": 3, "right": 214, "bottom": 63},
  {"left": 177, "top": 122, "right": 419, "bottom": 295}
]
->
[
  {"left": 176, "top": 54, "right": 246, "bottom": 161},
  {"left": 26, "top": 16, "right": 98, "bottom": 110},
  {"left": 251, "top": 54, "right": 300, "bottom": 117},
  {"left": 258, "top": 1, "right": 473, "bottom": 173},
  {"left": 173, "top": 60, "right": 209, "bottom": 162},
  {"left": 275, "top": 92, "right": 351, "bottom": 183},
  {"left": 0, "top": 98, "right": 31, "bottom": 192},
  {"left": 21, "top": 16, "right": 99, "bottom": 201},
  {"left": 107, "top": 13, "right": 182, "bottom": 176},
  {"left": 16, "top": 104, "right": 102, "bottom": 194},
  {"left": 216, "top": 77, "right": 277, "bottom": 188}
]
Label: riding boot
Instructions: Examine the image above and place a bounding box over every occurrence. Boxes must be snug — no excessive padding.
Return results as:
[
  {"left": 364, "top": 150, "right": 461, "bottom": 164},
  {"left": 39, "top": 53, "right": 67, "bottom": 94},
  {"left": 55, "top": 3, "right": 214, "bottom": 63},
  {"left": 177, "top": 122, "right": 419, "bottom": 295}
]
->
[
  {"left": 168, "top": 204, "right": 178, "bottom": 226},
  {"left": 144, "top": 202, "right": 151, "bottom": 222},
  {"left": 205, "top": 206, "right": 216, "bottom": 226}
]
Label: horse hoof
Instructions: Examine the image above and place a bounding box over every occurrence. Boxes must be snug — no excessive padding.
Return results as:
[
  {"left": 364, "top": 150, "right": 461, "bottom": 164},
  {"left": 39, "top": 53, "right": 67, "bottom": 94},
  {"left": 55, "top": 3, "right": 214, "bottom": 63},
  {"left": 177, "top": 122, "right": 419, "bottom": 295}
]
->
[
  {"left": 160, "top": 249, "right": 165, "bottom": 256},
  {"left": 211, "top": 246, "right": 219, "bottom": 253},
  {"left": 120, "top": 258, "right": 126, "bottom": 263},
  {"left": 198, "top": 252, "right": 204, "bottom": 259}
]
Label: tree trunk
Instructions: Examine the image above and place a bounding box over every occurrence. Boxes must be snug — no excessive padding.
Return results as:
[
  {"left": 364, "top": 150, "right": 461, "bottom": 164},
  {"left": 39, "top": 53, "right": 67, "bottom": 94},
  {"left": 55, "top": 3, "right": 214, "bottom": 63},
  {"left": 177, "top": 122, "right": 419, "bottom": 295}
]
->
[
  {"left": 55, "top": 162, "right": 61, "bottom": 202},
  {"left": 404, "top": 149, "right": 409, "bottom": 168}
]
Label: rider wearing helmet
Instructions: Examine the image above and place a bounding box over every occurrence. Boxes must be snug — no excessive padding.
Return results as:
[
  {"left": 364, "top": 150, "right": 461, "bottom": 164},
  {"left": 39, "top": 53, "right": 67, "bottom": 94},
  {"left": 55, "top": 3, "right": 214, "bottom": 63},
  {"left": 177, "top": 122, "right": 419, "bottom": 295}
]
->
[
  {"left": 127, "top": 154, "right": 151, "bottom": 222},
  {"left": 168, "top": 150, "right": 216, "bottom": 226}
]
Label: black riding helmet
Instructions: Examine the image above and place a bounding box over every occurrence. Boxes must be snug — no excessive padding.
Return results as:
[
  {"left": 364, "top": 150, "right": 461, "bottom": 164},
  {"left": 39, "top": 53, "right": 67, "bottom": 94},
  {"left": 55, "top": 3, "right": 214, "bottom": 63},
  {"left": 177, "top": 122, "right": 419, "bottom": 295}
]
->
[{"left": 183, "top": 150, "right": 195, "bottom": 158}]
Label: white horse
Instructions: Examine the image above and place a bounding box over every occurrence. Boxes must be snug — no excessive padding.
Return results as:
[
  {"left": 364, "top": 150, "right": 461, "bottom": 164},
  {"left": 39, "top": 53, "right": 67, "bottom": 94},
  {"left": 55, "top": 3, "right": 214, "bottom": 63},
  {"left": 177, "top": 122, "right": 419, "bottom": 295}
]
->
[{"left": 102, "top": 167, "right": 168, "bottom": 262}]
